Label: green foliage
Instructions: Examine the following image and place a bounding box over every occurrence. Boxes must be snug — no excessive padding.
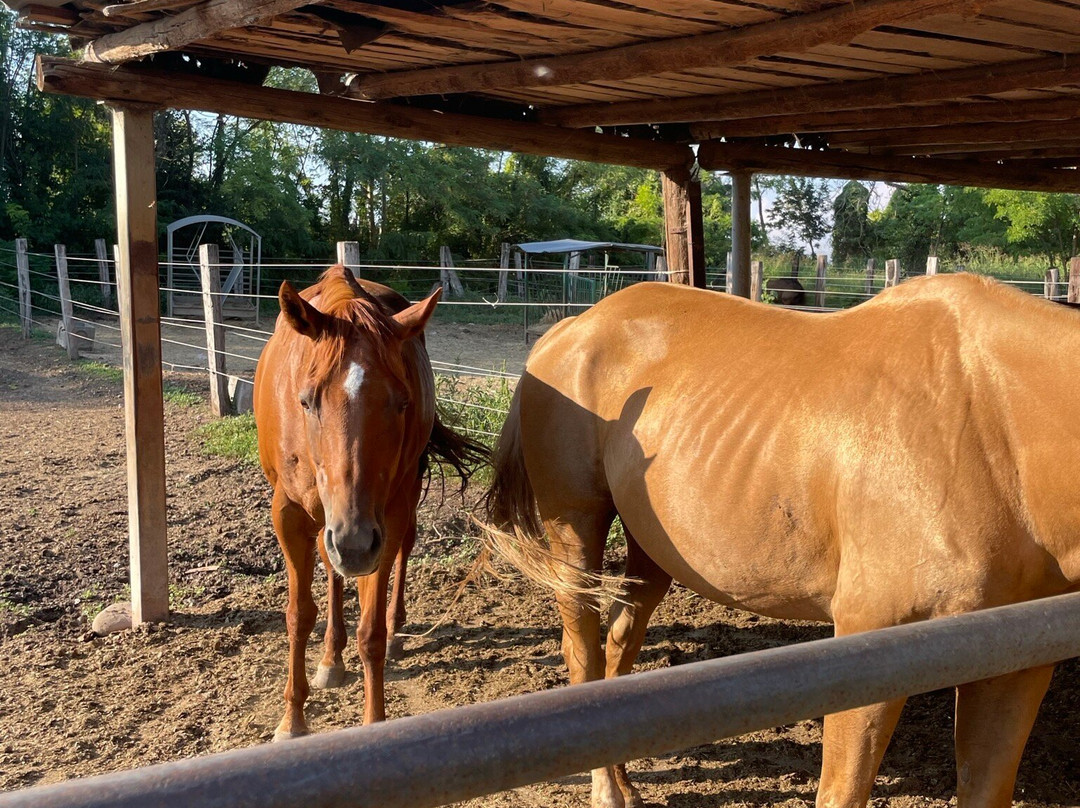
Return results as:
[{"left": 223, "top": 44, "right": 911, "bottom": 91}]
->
[
  {"left": 434, "top": 374, "right": 513, "bottom": 450},
  {"left": 831, "top": 181, "right": 873, "bottom": 264},
  {"left": 75, "top": 360, "right": 123, "bottom": 383},
  {"left": 197, "top": 414, "right": 259, "bottom": 464},
  {"left": 982, "top": 189, "right": 1080, "bottom": 268},
  {"left": 765, "top": 177, "right": 833, "bottom": 257},
  {"left": 163, "top": 383, "right": 202, "bottom": 407}
]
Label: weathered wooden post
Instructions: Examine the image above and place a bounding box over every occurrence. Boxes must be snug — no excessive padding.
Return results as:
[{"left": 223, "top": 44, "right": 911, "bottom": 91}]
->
[
  {"left": 55, "top": 244, "right": 79, "bottom": 360},
  {"left": 725, "top": 252, "right": 733, "bottom": 294},
  {"left": 513, "top": 249, "right": 524, "bottom": 298},
  {"left": 199, "top": 243, "right": 231, "bottom": 417},
  {"left": 926, "top": 255, "right": 939, "bottom": 276},
  {"left": 497, "top": 242, "right": 510, "bottom": 303},
  {"left": 1069, "top": 257, "right": 1080, "bottom": 304},
  {"left": 815, "top": 254, "right": 827, "bottom": 309},
  {"left": 1044, "top": 267, "right": 1060, "bottom": 301},
  {"left": 95, "top": 238, "right": 113, "bottom": 309},
  {"left": 885, "top": 259, "right": 900, "bottom": 288},
  {"left": 15, "top": 238, "right": 31, "bottom": 338},
  {"left": 865, "top": 257, "right": 876, "bottom": 296},
  {"left": 336, "top": 240, "right": 361, "bottom": 277},
  {"left": 111, "top": 103, "right": 169, "bottom": 626},
  {"left": 438, "top": 245, "right": 465, "bottom": 298},
  {"left": 750, "top": 260, "right": 763, "bottom": 302}
]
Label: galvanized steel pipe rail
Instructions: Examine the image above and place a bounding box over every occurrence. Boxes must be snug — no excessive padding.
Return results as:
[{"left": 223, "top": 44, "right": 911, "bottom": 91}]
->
[{"left": 5, "top": 592, "right": 1080, "bottom": 808}]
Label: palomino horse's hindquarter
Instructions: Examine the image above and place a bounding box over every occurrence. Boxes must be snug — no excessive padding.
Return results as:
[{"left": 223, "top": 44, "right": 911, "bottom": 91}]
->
[{"left": 497, "top": 275, "right": 1080, "bottom": 808}]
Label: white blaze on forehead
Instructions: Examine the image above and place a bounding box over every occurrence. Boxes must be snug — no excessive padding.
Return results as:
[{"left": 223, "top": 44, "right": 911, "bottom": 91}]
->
[{"left": 343, "top": 361, "right": 366, "bottom": 400}]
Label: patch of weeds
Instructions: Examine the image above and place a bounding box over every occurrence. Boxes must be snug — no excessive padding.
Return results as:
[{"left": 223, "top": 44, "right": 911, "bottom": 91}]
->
[
  {"left": 169, "top": 582, "right": 207, "bottom": 608},
  {"left": 77, "top": 585, "right": 104, "bottom": 621},
  {"left": 76, "top": 360, "right": 123, "bottom": 383},
  {"left": 0, "top": 598, "right": 31, "bottom": 617},
  {"left": 197, "top": 414, "right": 259, "bottom": 465},
  {"left": 163, "top": 383, "right": 202, "bottom": 407}
]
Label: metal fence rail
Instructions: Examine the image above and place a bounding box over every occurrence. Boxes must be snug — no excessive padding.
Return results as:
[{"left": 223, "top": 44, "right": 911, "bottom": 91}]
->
[{"left": 4, "top": 592, "right": 1080, "bottom": 808}]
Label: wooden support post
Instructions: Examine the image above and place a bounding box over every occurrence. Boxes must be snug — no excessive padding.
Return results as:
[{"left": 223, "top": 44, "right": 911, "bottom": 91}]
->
[
  {"left": 95, "top": 238, "right": 113, "bottom": 308},
  {"left": 885, "top": 259, "right": 900, "bottom": 288},
  {"left": 1069, "top": 257, "right": 1080, "bottom": 304},
  {"left": 1045, "top": 267, "right": 1060, "bottom": 301},
  {"left": 730, "top": 171, "right": 752, "bottom": 298},
  {"left": 336, "top": 241, "right": 361, "bottom": 277},
  {"left": 438, "top": 246, "right": 465, "bottom": 299},
  {"left": 686, "top": 176, "right": 706, "bottom": 289},
  {"left": 111, "top": 104, "right": 168, "bottom": 626},
  {"left": 661, "top": 168, "right": 690, "bottom": 285},
  {"left": 55, "top": 244, "right": 79, "bottom": 360},
  {"left": 498, "top": 242, "right": 510, "bottom": 303},
  {"left": 15, "top": 238, "right": 30, "bottom": 338},
  {"left": 815, "top": 254, "right": 827, "bottom": 309},
  {"left": 199, "top": 243, "right": 231, "bottom": 418},
  {"left": 865, "top": 258, "right": 876, "bottom": 296},
  {"left": 926, "top": 255, "right": 939, "bottom": 276},
  {"left": 750, "top": 260, "right": 763, "bottom": 302}
]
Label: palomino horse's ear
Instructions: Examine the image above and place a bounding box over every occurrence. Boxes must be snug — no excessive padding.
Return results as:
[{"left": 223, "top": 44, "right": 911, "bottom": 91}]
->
[
  {"left": 392, "top": 287, "right": 442, "bottom": 341},
  {"left": 279, "top": 281, "right": 330, "bottom": 339}
]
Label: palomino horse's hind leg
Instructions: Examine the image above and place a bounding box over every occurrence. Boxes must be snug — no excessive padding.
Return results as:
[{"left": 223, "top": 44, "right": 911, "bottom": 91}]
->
[
  {"left": 313, "top": 531, "right": 347, "bottom": 690},
  {"left": 545, "top": 511, "right": 630, "bottom": 808},
  {"left": 271, "top": 489, "right": 320, "bottom": 741},
  {"left": 386, "top": 518, "right": 417, "bottom": 662},
  {"left": 954, "top": 665, "right": 1053, "bottom": 808},
  {"left": 605, "top": 530, "right": 672, "bottom": 808}
]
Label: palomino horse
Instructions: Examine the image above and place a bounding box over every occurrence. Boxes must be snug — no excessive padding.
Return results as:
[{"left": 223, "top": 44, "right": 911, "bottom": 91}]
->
[
  {"left": 484, "top": 273, "right": 1080, "bottom": 808},
  {"left": 255, "top": 265, "right": 484, "bottom": 739}
]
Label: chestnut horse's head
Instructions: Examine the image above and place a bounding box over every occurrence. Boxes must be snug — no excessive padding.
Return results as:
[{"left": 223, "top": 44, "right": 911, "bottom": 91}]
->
[{"left": 278, "top": 274, "right": 440, "bottom": 577}]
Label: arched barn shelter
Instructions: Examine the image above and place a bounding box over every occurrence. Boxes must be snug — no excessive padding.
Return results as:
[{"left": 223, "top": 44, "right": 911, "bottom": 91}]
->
[{"left": 3, "top": 0, "right": 1080, "bottom": 802}]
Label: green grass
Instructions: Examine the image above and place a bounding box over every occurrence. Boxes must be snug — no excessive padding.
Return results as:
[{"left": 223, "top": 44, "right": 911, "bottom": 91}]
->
[
  {"left": 163, "top": 383, "right": 202, "bottom": 407},
  {"left": 0, "top": 597, "right": 31, "bottom": 617},
  {"left": 75, "top": 360, "right": 123, "bottom": 383},
  {"left": 197, "top": 414, "right": 259, "bottom": 465},
  {"left": 434, "top": 373, "right": 513, "bottom": 450}
]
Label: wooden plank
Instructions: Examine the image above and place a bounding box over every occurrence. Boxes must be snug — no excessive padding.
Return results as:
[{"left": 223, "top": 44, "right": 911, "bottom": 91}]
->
[
  {"left": 540, "top": 52, "right": 1080, "bottom": 127},
  {"left": 662, "top": 168, "right": 690, "bottom": 285},
  {"left": 199, "top": 243, "right": 231, "bottom": 418},
  {"left": 95, "top": 238, "right": 114, "bottom": 309},
  {"left": 15, "top": 238, "right": 30, "bottom": 338},
  {"left": 1070, "top": 257, "right": 1080, "bottom": 304},
  {"left": 37, "top": 57, "right": 694, "bottom": 171},
  {"left": 55, "top": 244, "right": 80, "bottom": 360},
  {"left": 350, "top": 0, "right": 974, "bottom": 99},
  {"left": 696, "top": 140, "right": 1080, "bottom": 193},
  {"left": 111, "top": 103, "right": 169, "bottom": 625},
  {"left": 686, "top": 176, "right": 706, "bottom": 289},
  {"left": 101, "top": 0, "right": 201, "bottom": 18},
  {"left": 85, "top": 0, "right": 318, "bottom": 64},
  {"left": 828, "top": 119, "right": 1080, "bottom": 149}
]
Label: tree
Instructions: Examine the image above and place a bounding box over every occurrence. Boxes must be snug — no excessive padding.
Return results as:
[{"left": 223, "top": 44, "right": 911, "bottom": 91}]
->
[
  {"left": 766, "top": 177, "right": 832, "bottom": 258},
  {"left": 831, "top": 180, "right": 873, "bottom": 264},
  {"left": 873, "top": 184, "right": 946, "bottom": 272},
  {"left": 981, "top": 189, "right": 1080, "bottom": 268}
]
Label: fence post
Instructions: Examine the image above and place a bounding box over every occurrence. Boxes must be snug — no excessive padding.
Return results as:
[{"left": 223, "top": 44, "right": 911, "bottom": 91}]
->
[
  {"left": 95, "top": 238, "right": 113, "bottom": 309},
  {"left": 498, "top": 242, "right": 510, "bottom": 303},
  {"left": 1069, "top": 257, "right": 1080, "bottom": 304},
  {"left": 885, "top": 259, "right": 900, "bottom": 288},
  {"left": 15, "top": 238, "right": 30, "bottom": 338},
  {"left": 865, "top": 258, "right": 876, "bottom": 296},
  {"left": 199, "top": 244, "right": 231, "bottom": 417},
  {"left": 55, "top": 244, "right": 80, "bottom": 360},
  {"left": 749, "top": 260, "right": 763, "bottom": 302},
  {"left": 336, "top": 241, "right": 361, "bottom": 277},
  {"left": 655, "top": 255, "right": 668, "bottom": 284},
  {"left": 725, "top": 252, "right": 733, "bottom": 294},
  {"left": 439, "top": 246, "right": 465, "bottom": 299},
  {"left": 815, "top": 254, "right": 827, "bottom": 308},
  {"left": 926, "top": 255, "right": 939, "bottom": 276},
  {"left": 1044, "top": 267, "right": 1060, "bottom": 301},
  {"left": 513, "top": 249, "right": 525, "bottom": 298}
]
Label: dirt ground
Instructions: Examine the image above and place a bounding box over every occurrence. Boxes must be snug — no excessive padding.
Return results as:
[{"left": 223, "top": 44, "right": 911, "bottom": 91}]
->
[{"left": 0, "top": 322, "right": 1078, "bottom": 807}]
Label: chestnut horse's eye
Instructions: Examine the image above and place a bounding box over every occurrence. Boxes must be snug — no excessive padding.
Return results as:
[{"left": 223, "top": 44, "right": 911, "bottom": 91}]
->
[{"left": 299, "top": 392, "right": 313, "bottom": 411}]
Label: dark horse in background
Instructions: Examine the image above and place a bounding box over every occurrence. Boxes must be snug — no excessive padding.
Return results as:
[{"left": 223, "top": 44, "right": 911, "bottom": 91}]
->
[
  {"left": 254, "top": 265, "right": 485, "bottom": 739},
  {"left": 484, "top": 274, "right": 1080, "bottom": 808}
]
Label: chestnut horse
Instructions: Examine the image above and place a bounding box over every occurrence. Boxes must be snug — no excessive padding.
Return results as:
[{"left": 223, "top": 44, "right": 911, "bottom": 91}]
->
[
  {"left": 255, "top": 265, "right": 484, "bottom": 740},
  {"left": 484, "top": 273, "right": 1080, "bottom": 808}
]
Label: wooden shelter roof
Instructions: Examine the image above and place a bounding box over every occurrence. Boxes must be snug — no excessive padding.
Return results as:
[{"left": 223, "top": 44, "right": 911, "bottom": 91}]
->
[{"left": 13, "top": 0, "right": 1080, "bottom": 190}]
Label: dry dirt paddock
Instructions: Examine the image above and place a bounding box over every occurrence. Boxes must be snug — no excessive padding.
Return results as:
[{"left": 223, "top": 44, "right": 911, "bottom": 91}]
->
[{"left": 0, "top": 323, "right": 1078, "bottom": 807}]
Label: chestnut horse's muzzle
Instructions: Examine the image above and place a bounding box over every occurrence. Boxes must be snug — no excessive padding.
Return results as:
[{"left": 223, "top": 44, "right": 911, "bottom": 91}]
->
[{"left": 324, "top": 521, "right": 383, "bottom": 577}]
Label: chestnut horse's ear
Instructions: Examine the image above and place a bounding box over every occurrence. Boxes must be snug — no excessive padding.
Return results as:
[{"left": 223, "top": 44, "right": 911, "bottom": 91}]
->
[
  {"left": 392, "top": 287, "right": 442, "bottom": 341},
  {"left": 279, "top": 281, "right": 330, "bottom": 339}
]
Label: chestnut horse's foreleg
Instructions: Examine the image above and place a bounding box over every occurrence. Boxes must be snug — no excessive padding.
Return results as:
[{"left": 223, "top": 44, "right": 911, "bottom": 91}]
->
[
  {"left": 604, "top": 531, "right": 672, "bottom": 808},
  {"left": 271, "top": 490, "right": 319, "bottom": 742},
  {"left": 545, "top": 512, "right": 628, "bottom": 808},
  {"left": 954, "top": 665, "right": 1053, "bottom": 808},
  {"left": 386, "top": 518, "right": 417, "bottom": 662},
  {"left": 355, "top": 557, "right": 394, "bottom": 724},
  {"left": 313, "top": 531, "right": 347, "bottom": 690}
]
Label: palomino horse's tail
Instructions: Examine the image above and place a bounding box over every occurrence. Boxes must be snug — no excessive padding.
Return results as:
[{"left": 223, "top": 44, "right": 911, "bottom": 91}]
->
[{"left": 480, "top": 386, "right": 624, "bottom": 607}]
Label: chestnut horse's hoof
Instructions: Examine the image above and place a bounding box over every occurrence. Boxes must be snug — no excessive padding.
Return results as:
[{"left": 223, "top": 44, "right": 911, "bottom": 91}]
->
[
  {"left": 272, "top": 728, "right": 308, "bottom": 743},
  {"left": 313, "top": 662, "right": 346, "bottom": 689},
  {"left": 386, "top": 635, "right": 406, "bottom": 661}
]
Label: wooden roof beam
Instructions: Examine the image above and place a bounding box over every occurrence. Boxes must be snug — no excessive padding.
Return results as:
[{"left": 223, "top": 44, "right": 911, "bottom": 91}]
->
[
  {"left": 84, "top": 0, "right": 320, "bottom": 64},
  {"left": 690, "top": 96, "right": 1080, "bottom": 141},
  {"left": 875, "top": 140, "right": 1080, "bottom": 158},
  {"left": 827, "top": 120, "right": 1080, "bottom": 150},
  {"left": 348, "top": 0, "right": 976, "bottom": 100},
  {"left": 696, "top": 140, "right": 1080, "bottom": 193},
  {"left": 541, "top": 53, "right": 1080, "bottom": 128},
  {"left": 36, "top": 56, "right": 694, "bottom": 172}
]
